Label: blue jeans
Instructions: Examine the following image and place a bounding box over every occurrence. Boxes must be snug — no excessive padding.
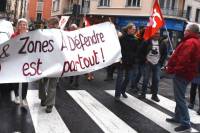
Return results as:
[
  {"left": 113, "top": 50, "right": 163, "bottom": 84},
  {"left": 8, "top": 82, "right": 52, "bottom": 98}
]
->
[
  {"left": 131, "top": 63, "right": 145, "bottom": 90},
  {"left": 115, "top": 64, "right": 138, "bottom": 97},
  {"left": 173, "top": 76, "right": 191, "bottom": 127},
  {"left": 142, "top": 62, "right": 161, "bottom": 95}
]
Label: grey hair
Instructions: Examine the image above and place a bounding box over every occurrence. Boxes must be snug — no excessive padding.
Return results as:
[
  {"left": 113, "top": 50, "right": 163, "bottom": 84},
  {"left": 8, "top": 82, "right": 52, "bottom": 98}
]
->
[{"left": 185, "top": 23, "right": 200, "bottom": 33}]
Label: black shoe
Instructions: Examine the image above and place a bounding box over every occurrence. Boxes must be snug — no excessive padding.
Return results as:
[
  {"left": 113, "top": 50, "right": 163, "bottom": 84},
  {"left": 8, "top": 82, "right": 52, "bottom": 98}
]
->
[
  {"left": 46, "top": 105, "right": 53, "bottom": 113},
  {"left": 40, "top": 100, "right": 46, "bottom": 106},
  {"left": 122, "top": 93, "right": 128, "bottom": 98},
  {"left": 151, "top": 95, "right": 160, "bottom": 102},
  {"left": 197, "top": 108, "right": 200, "bottom": 115},
  {"left": 114, "top": 96, "right": 120, "bottom": 101},
  {"left": 174, "top": 125, "right": 191, "bottom": 132},
  {"left": 138, "top": 94, "right": 146, "bottom": 99},
  {"left": 188, "top": 103, "right": 194, "bottom": 109},
  {"left": 166, "top": 118, "right": 179, "bottom": 124}
]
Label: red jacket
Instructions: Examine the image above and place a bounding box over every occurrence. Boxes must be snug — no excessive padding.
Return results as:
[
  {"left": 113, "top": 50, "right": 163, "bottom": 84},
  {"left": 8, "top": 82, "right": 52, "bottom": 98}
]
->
[
  {"left": 166, "top": 33, "right": 200, "bottom": 81},
  {"left": 11, "top": 31, "right": 20, "bottom": 38}
]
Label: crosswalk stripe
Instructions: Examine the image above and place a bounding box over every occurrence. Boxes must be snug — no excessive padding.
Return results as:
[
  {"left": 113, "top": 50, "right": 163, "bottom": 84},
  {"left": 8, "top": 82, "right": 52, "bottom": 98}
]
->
[
  {"left": 67, "top": 90, "right": 137, "bottom": 133},
  {"left": 27, "top": 90, "right": 70, "bottom": 133},
  {"left": 146, "top": 94, "right": 200, "bottom": 124},
  {"left": 105, "top": 90, "right": 198, "bottom": 133}
]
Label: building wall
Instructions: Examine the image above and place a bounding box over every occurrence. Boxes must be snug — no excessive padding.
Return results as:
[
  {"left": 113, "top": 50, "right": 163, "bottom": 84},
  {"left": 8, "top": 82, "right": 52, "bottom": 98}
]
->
[
  {"left": 43, "top": 0, "right": 52, "bottom": 20},
  {"left": 28, "top": 0, "right": 52, "bottom": 21},
  {"left": 28, "top": 0, "right": 37, "bottom": 20},
  {"left": 184, "top": 0, "right": 200, "bottom": 22},
  {"left": 89, "top": 0, "right": 154, "bottom": 16},
  {"left": 51, "top": 0, "right": 69, "bottom": 16}
]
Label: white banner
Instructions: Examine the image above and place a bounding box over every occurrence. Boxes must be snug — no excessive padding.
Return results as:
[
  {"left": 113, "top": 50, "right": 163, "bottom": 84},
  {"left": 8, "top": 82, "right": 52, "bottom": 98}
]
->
[
  {"left": 0, "top": 22, "right": 121, "bottom": 83},
  {"left": 0, "top": 19, "right": 14, "bottom": 44}
]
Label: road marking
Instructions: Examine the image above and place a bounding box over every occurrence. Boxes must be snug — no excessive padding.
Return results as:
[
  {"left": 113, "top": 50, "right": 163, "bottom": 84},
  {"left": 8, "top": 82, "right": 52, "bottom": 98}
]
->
[
  {"left": 67, "top": 90, "right": 137, "bottom": 133},
  {"left": 105, "top": 90, "right": 198, "bottom": 133},
  {"left": 146, "top": 94, "right": 200, "bottom": 124},
  {"left": 27, "top": 90, "right": 70, "bottom": 133}
]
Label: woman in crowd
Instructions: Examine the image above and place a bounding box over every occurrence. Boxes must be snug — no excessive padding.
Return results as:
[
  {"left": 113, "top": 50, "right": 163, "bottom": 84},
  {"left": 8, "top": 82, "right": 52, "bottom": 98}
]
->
[{"left": 11, "top": 18, "right": 29, "bottom": 107}]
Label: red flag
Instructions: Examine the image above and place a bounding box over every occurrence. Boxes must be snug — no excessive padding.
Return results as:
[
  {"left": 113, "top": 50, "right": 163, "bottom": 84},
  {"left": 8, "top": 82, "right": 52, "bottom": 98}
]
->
[
  {"left": 143, "top": 0, "right": 165, "bottom": 40},
  {"left": 84, "top": 16, "right": 90, "bottom": 27}
]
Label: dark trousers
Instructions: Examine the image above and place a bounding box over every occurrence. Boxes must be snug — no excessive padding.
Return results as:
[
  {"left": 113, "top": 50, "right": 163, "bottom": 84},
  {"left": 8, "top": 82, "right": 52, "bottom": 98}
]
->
[
  {"left": 13, "top": 83, "right": 28, "bottom": 100},
  {"left": 189, "top": 83, "right": 200, "bottom": 105},
  {"left": 105, "top": 63, "right": 116, "bottom": 79}
]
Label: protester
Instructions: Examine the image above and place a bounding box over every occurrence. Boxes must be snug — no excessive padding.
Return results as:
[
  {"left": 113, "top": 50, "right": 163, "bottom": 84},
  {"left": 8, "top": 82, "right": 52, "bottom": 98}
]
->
[
  {"left": 68, "top": 23, "right": 80, "bottom": 86},
  {"left": 11, "top": 18, "right": 29, "bottom": 107},
  {"left": 114, "top": 23, "right": 139, "bottom": 101},
  {"left": 38, "top": 17, "right": 59, "bottom": 113},
  {"left": 130, "top": 27, "right": 145, "bottom": 93},
  {"left": 188, "top": 65, "right": 200, "bottom": 115},
  {"left": 138, "top": 30, "right": 167, "bottom": 102},
  {"left": 0, "top": 14, "right": 14, "bottom": 100},
  {"left": 165, "top": 23, "right": 200, "bottom": 132}
]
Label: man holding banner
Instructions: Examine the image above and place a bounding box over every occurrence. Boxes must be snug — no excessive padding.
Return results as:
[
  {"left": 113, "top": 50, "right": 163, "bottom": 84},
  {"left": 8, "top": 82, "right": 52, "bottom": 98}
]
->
[
  {"left": 0, "top": 15, "right": 14, "bottom": 100},
  {"left": 38, "top": 17, "right": 60, "bottom": 113}
]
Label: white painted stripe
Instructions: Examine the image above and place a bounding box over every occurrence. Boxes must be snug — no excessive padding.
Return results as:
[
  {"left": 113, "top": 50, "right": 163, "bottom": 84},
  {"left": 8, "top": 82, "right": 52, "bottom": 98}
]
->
[
  {"left": 27, "top": 90, "right": 70, "bottom": 133},
  {"left": 105, "top": 90, "right": 198, "bottom": 133},
  {"left": 146, "top": 94, "right": 200, "bottom": 124},
  {"left": 67, "top": 90, "right": 137, "bottom": 133}
]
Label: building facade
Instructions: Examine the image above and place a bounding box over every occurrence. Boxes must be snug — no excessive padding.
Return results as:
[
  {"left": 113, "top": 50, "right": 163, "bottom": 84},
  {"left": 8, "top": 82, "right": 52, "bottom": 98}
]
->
[
  {"left": 184, "top": 0, "right": 200, "bottom": 23},
  {"left": 27, "top": 0, "right": 52, "bottom": 21},
  {"left": 0, "top": 0, "right": 27, "bottom": 22}
]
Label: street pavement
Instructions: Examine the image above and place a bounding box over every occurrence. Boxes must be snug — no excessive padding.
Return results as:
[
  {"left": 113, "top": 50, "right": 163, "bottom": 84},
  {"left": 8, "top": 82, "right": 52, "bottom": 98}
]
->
[{"left": 0, "top": 68, "right": 200, "bottom": 133}]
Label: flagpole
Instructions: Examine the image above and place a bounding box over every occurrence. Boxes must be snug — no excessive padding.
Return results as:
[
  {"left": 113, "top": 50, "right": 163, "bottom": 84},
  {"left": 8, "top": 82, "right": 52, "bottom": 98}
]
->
[{"left": 164, "top": 25, "right": 174, "bottom": 51}]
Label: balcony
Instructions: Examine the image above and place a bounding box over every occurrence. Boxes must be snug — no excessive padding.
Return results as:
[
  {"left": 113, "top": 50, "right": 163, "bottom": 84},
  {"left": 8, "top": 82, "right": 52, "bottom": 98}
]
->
[
  {"left": 161, "top": 8, "right": 187, "bottom": 18},
  {"left": 63, "top": 4, "right": 89, "bottom": 15}
]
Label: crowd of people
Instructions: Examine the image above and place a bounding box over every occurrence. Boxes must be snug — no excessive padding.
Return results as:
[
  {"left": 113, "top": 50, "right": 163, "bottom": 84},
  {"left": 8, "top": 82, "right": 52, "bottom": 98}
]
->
[{"left": 1, "top": 14, "right": 200, "bottom": 132}]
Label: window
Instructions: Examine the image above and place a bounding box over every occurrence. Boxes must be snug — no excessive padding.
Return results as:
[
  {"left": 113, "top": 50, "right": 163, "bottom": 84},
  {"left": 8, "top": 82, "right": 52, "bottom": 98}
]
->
[
  {"left": 166, "top": 0, "right": 170, "bottom": 9},
  {"left": 99, "top": 0, "right": 110, "bottom": 6},
  {"left": 195, "top": 9, "right": 200, "bottom": 22},
  {"left": 159, "top": 0, "right": 165, "bottom": 8},
  {"left": 186, "top": 6, "right": 192, "bottom": 20},
  {"left": 36, "top": 13, "right": 42, "bottom": 21},
  {"left": 52, "top": 0, "right": 60, "bottom": 11},
  {"left": 159, "top": 0, "right": 178, "bottom": 9},
  {"left": 171, "top": 0, "right": 175, "bottom": 9},
  {"left": 126, "top": 0, "right": 140, "bottom": 7}
]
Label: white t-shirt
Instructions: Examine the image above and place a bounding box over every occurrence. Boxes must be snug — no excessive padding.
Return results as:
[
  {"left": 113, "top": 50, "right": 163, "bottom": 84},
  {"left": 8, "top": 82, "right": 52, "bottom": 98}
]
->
[
  {"left": 0, "top": 19, "right": 14, "bottom": 44},
  {"left": 146, "top": 40, "right": 160, "bottom": 65}
]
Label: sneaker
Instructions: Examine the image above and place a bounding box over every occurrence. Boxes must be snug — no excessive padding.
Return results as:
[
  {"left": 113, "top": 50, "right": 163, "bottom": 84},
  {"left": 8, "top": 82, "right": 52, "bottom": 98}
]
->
[
  {"left": 151, "top": 95, "right": 160, "bottom": 102},
  {"left": 197, "top": 108, "right": 200, "bottom": 115},
  {"left": 188, "top": 103, "right": 194, "bottom": 109},
  {"left": 174, "top": 125, "right": 191, "bottom": 132},
  {"left": 15, "top": 96, "right": 20, "bottom": 104},
  {"left": 46, "top": 105, "right": 53, "bottom": 113},
  {"left": 122, "top": 93, "right": 128, "bottom": 98},
  {"left": 166, "top": 118, "right": 179, "bottom": 124},
  {"left": 22, "top": 99, "right": 28, "bottom": 107}
]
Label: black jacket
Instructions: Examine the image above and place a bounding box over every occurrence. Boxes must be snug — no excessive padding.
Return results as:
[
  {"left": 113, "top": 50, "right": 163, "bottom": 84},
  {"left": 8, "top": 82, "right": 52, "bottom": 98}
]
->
[{"left": 119, "top": 33, "right": 140, "bottom": 68}]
